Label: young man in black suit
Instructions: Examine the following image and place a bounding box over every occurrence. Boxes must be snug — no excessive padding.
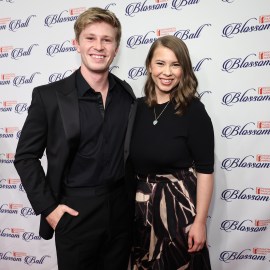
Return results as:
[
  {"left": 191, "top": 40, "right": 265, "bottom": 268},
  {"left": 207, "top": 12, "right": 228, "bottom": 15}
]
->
[{"left": 14, "top": 7, "right": 137, "bottom": 270}]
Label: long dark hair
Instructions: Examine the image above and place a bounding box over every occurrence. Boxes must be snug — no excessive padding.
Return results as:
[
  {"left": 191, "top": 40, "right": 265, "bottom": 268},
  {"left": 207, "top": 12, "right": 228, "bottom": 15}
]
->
[{"left": 144, "top": 35, "right": 199, "bottom": 115}]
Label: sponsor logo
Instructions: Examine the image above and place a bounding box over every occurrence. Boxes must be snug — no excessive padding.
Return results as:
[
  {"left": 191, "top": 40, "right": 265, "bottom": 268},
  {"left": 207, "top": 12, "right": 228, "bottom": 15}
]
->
[
  {"left": 221, "top": 187, "right": 270, "bottom": 202},
  {"left": 222, "top": 52, "right": 270, "bottom": 73},
  {"left": 0, "top": 178, "right": 20, "bottom": 190},
  {"left": 0, "top": 228, "right": 24, "bottom": 239},
  {"left": 0, "top": 74, "right": 15, "bottom": 86},
  {"left": 0, "top": 100, "right": 16, "bottom": 112},
  {"left": 44, "top": 8, "right": 85, "bottom": 27},
  {"left": 156, "top": 27, "right": 176, "bottom": 37},
  {"left": 0, "top": 153, "right": 15, "bottom": 164},
  {"left": 125, "top": 0, "right": 168, "bottom": 17},
  {"left": 0, "top": 127, "right": 19, "bottom": 139},
  {"left": 13, "top": 72, "right": 41, "bottom": 87},
  {"left": 220, "top": 219, "right": 268, "bottom": 232},
  {"left": 0, "top": 203, "right": 22, "bottom": 214},
  {"left": 221, "top": 121, "right": 270, "bottom": 139},
  {"left": 222, "top": 87, "right": 270, "bottom": 106},
  {"left": 48, "top": 69, "right": 73, "bottom": 83},
  {"left": 0, "top": 46, "right": 13, "bottom": 58},
  {"left": 9, "top": 15, "right": 36, "bottom": 32},
  {"left": 0, "top": 251, "right": 27, "bottom": 262},
  {"left": 47, "top": 40, "right": 76, "bottom": 57},
  {"left": 221, "top": 154, "right": 270, "bottom": 171},
  {"left": 11, "top": 44, "right": 38, "bottom": 60},
  {"left": 219, "top": 248, "right": 268, "bottom": 263},
  {"left": 222, "top": 16, "right": 270, "bottom": 38},
  {"left": 0, "top": 18, "right": 11, "bottom": 31}
]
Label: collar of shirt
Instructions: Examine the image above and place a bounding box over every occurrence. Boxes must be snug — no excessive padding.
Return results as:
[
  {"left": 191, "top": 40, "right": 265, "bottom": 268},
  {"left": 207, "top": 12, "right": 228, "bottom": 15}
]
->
[{"left": 76, "top": 68, "right": 116, "bottom": 97}]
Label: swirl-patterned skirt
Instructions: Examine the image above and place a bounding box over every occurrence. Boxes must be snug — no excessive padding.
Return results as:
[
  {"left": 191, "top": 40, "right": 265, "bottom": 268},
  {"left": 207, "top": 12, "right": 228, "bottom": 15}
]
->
[{"left": 131, "top": 169, "right": 211, "bottom": 270}]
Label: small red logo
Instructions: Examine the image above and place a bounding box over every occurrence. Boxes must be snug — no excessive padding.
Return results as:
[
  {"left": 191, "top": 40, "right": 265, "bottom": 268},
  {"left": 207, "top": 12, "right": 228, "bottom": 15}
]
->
[
  {"left": 69, "top": 7, "right": 86, "bottom": 16},
  {"left": 258, "top": 87, "right": 270, "bottom": 95},
  {"left": 259, "top": 15, "right": 270, "bottom": 23}
]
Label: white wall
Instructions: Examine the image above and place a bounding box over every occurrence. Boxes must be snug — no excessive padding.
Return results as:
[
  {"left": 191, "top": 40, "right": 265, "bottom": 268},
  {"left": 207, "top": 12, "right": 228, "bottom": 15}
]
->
[{"left": 0, "top": 0, "right": 270, "bottom": 269}]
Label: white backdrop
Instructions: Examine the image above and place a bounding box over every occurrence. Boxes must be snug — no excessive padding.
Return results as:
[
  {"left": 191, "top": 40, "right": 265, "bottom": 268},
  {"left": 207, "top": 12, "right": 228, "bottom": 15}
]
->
[{"left": 0, "top": 0, "right": 270, "bottom": 269}]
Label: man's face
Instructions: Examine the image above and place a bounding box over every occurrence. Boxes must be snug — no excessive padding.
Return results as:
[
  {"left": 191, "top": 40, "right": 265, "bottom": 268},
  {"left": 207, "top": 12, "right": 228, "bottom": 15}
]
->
[{"left": 75, "top": 22, "right": 119, "bottom": 75}]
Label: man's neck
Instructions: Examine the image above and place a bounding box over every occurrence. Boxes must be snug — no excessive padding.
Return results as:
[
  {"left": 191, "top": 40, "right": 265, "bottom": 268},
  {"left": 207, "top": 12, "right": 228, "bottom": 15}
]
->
[
  {"left": 80, "top": 66, "right": 110, "bottom": 106},
  {"left": 80, "top": 66, "right": 109, "bottom": 92}
]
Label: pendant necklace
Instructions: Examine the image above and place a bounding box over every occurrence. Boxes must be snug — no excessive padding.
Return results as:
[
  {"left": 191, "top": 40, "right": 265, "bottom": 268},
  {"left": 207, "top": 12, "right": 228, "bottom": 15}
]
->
[{"left": 153, "top": 101, "right": 170, "bottom": 125}]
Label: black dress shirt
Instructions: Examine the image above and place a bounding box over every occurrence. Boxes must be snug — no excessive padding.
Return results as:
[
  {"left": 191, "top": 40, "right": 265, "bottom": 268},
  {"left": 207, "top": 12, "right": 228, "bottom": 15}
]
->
[{"left": 66, "top": 69, "right": 133, "bottom": 187}]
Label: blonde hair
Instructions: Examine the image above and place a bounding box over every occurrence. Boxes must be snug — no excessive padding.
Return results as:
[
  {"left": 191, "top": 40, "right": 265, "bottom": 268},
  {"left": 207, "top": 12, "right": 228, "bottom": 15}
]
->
[
  {"left": 144, "top": 35, "right": 199, "bottom": 115},
  {"left": 74, "top": 7, "right": 122, "bottom": 47}
]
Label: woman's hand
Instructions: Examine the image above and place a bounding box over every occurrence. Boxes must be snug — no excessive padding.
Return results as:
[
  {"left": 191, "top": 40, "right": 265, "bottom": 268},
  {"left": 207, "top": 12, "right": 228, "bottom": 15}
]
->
[{"left": 187, "top": 221, "right": 206, "bottom": 253}]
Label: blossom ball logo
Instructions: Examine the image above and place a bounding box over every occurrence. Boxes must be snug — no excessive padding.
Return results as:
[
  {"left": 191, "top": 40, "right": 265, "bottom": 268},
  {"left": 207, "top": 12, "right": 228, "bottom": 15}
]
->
[
  {"left": 125, "top": 0, "right": 168, "bottom": 17},
  {"left": 219, "top": 248, "right": 269, "bottom": 263},
  {"left": 9, "top": 15, "right": 36, "bottom": 32},
  {"left": 0, "top": 178, "right": 20, "bottom": 190},
  {"left": 0, "top": 251, "right": 51, "bottom": 265},
  {"left": 0, "top": 127, "right": 19, "bottom": 139},
  {"left": 220, "top": 219, "right": 269, "bottom": 233},
  {"left": 44, "top": 7, "right": 86, "bottom": 27},
  {"left": 48, "top": 69, "right": 74, "bottom": 83},
  {"left": 11, "top": 44, "right": 39, "bottom": 60},
  {"left": 221, "top": 121, "right": 270, "bottom": 139},
  {"left": 221, "top": 154, "right": 270, "bottom": 171},
  {"left": 0, "top": 251, "right": 27, "bottom": 263},
  {"left": 171, "top": 0, "right": 201, "bottom": 11},
  {"left": 222, "top": 15, "right": 270, "bottom": 38},
  {"left": 0, "top": 100, "right": 17, "bottom": 112},
  {"left": 13, "top": 72, "right": 40, "bottom": 87},
  {"left": 0, "top": 153, "right": 15, "bottom": 164},
  {"left": 0, "top": 46, "right": 13, "bottom": 58},
  {"left": 0, "top": 228, "right": 24, "bottom": 239},
  {"left": 0, "top": 203, "right": 22, "bottom": 215},
  {"left": 0, "top": 74, "right": 15, "bottom": 86},
  {"left": 174, "top": 24, "right": 211, "bottom": 40},
  {"left": 222, "top": 87, "right": 270, "bottom": 106},
  {"left": 47, "top": 40, "right": 76, "bottom": 57},
  {"left": 222, "top": 51, "right": 270, "bottom": 73},
  {"left": 221, "top": 187, "right": 270, "bottom": 203},
  {"left": 126, "top": 25, "right": 211, "bottom": 49}
]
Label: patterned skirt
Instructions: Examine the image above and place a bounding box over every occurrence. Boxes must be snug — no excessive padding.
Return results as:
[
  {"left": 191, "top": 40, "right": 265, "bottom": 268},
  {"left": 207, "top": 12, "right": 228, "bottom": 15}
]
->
[{"left": 131, "top": 169, "right": 211, "bottom": 270}]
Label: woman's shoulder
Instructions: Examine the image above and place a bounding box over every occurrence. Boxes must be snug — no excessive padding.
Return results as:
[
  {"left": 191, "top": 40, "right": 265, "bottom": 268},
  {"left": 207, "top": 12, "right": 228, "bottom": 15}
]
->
[{"left": 187, "top": 97, "right": 205, "bottom": 111}]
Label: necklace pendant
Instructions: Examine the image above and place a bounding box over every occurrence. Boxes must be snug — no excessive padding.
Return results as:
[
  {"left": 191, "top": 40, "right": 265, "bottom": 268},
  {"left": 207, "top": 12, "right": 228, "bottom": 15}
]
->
[{"left": 153, "top": 120, "right": 158, "bottom": 125}]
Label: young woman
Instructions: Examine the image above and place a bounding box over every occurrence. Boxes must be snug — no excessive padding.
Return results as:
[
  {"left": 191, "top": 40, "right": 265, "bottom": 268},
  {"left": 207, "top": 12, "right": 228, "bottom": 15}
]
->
[{"left": 130, "top": 35, "right": 214, "bottom": 270}]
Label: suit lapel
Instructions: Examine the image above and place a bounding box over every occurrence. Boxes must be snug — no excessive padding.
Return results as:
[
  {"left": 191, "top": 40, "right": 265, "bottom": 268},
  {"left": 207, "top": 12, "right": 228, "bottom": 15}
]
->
[{"left": 56, "top": 71, "right": 80, "bottom": 151}]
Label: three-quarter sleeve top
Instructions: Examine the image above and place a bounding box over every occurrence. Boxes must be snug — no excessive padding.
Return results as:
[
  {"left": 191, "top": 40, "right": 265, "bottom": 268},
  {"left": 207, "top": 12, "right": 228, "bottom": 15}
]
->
[{"left": 130, "top": 97, "right": 214, "bottom": 174}]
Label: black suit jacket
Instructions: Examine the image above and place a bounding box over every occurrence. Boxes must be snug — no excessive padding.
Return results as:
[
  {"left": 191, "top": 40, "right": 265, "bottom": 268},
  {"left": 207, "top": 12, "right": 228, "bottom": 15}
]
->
[{"left": 14, "top": 70, "right": 137, "bottom": 240}]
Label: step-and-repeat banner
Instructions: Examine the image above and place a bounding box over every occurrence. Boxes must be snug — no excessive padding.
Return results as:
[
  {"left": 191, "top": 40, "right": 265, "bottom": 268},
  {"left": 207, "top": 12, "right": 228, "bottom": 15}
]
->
[{"left": 0, "top": 0, "right": 270, "bottom": 269}]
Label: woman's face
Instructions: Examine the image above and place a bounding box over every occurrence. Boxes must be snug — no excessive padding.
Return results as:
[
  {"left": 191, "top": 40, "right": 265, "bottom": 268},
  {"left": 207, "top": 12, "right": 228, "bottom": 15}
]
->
[{"left": 149, "top": 45, "right": 182, "bottom": 100}]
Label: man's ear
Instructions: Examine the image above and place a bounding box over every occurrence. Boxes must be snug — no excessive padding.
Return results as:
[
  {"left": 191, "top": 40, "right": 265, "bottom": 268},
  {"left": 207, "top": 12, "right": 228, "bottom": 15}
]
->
[{"left": 74, "top": 39, "right": 80, "bottom": 53}]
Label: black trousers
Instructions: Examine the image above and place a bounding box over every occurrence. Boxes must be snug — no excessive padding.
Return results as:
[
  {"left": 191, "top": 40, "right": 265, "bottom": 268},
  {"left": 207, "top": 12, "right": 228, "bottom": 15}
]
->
[{"left": 54, "top": 183, "right": 132, "bottom": 270}]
